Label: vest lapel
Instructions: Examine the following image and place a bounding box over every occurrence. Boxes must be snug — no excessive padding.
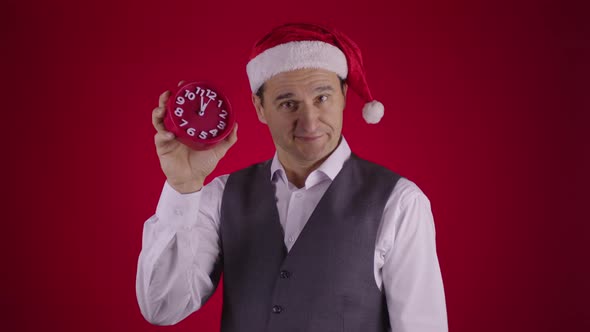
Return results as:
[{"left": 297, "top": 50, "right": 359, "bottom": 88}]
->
[{"left": 282, "top": 154, "right": 358, "bottom": 258}]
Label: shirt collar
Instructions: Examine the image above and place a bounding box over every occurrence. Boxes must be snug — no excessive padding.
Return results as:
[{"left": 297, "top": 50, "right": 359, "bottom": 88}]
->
[{"left": 270, "top": 136, "right": 351, "bottom": 187}]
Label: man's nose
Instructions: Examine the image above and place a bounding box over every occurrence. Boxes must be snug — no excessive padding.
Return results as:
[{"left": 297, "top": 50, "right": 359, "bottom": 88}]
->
[{"left": 297, "top": 103, "right": 320, "bottom": 133}]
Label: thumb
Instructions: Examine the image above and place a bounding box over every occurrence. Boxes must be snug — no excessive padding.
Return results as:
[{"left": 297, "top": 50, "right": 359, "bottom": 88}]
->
[{"left": 214, "top": 123, "right": 238, "bottom": 154}]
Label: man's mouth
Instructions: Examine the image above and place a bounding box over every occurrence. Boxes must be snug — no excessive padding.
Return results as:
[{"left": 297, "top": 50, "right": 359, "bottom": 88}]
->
[{"left": 295, "top": 135, "right": 323, "bottom": 142}]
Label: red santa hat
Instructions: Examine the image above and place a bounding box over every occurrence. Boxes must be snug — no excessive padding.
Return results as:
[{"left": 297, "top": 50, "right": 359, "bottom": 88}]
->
[{"left": 246, "top": 23, "right": 384, "bottom": 124}]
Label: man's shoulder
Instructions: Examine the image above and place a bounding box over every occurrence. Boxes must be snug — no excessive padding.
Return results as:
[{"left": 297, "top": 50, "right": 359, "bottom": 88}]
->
[
  {"left": 203, "top": 159, "right": 272, "bottom": 202},
  {"left": 350, "top": 153, "right": 403, "bottom": 181},
  {"left": 352, "top": 154, "right": 429, "bottom": 202},
  {"left": 204, "top": 159, "right": 270, "bottom": 190},
  {"left": 351, "top": 156, "right": 429, "bottom": 202},
  {"left": 229, "top": 159, "right": 272, "bottom": 177}
]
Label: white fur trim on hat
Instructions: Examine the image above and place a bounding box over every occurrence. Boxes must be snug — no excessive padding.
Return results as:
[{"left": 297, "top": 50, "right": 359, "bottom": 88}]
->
[{"left": 246, "top": 40, "right": 348, "bottom": 92}]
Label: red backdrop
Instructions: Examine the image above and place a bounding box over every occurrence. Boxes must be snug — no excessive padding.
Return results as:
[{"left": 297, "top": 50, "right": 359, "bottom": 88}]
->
[{"left": 3, "top": 0, "right": 589, "bottom": 331}]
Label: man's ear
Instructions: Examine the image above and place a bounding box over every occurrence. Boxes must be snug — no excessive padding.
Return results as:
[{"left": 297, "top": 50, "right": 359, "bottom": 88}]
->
[
  {"left": 252, "top": 93, "right": 267, "bottom": 124},
  {"left": 342, "top": 82, "right": 348, "bottom": 108}
]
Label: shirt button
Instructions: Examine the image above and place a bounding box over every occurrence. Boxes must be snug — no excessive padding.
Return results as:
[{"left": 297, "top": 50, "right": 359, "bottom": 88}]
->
[
  {"left": 295, "top": 193, "right": 302, "bottom": 198},
  {"left": 174, "top": 208, "right": 183, "bottom": 216},
  {"left": 280, "top": 270, "right": 291, "bottom": 279},
  {"left": 288, "top": 237, "right": 294, "bottom": 243},
  {"left": 272, "top": 305, "right": 283, "bottom": 314}
]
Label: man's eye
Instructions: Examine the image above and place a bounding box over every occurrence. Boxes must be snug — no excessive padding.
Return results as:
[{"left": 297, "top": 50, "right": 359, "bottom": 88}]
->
[
  {"left": 279, "top": 101, "right": 296, "bottom": 110},
  {"left": 318, "top": 95, "right": 328, "bottom": 103}
]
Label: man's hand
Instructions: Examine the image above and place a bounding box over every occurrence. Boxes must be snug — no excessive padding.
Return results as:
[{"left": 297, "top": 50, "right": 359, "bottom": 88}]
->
[{"left": 152, "top": 81, "right": 238, "bottom": 194}]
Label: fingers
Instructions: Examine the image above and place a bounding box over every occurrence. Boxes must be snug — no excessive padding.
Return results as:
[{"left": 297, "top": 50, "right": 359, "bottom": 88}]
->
[
  {"left": 154, "top": 131, "right": 176, "bottom": 151},
  {"left": 153, "top": 88, "right": 178, "bottom": 153},
  {"left": 228, "top": 123, "right": 238, "bottom": 145},
  {"left": 153, "top": 90, "right": 173, "bottom": 133},
  {"left": 152, "top": 106, "right": 169, "bottom": 133},
  {"left": 215, "top": 123, "right": 238, "bottom": 153},
  {"left": 158, "top": 90, "right": 171, "bottom": 108},
  {"left": 153, "top": 83, "right": 182, "bottom": 132}
]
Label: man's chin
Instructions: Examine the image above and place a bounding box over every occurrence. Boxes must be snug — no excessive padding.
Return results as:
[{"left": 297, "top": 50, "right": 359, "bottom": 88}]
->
[
  {"left": 288, "top": 136, "right": 336, "bottom": 162},
  {"left": 294, "top": 146, "right": 330, "bottom": 163}
]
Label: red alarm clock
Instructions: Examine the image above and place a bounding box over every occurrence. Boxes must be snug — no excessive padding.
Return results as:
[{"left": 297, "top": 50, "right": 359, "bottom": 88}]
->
[{"left": 164, "top": 81, "right": 235, "bottom": 150}]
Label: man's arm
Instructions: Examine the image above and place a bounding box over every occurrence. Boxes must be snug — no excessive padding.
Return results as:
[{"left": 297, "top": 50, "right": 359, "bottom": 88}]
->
[
  {"left": 381, "top": 179, "right": 448, "bottom": 332},
  {"left": 136, "top": 176, "right": 227, "bottom": 325}
]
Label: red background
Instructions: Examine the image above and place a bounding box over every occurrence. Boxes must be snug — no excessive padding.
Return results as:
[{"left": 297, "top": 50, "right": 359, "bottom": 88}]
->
[{"left": 3, "top": 0, "right": 589, "bottom": 331}]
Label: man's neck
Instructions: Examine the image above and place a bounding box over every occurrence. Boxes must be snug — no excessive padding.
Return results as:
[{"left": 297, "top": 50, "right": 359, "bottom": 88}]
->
[
  {"left": 277, "top": 137, "right": 342, "bottom": 189},
  {"left": 279, "top": 154, "right": 325, "bottom": 189}
]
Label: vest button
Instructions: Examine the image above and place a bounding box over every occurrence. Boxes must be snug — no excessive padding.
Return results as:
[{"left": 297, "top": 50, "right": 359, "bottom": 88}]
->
[
  {"left": 272, "top": 305, "right": 283, "bottom": 314},
  {"left": 280, "top": 270, "right": 291, "bottom": 279}
]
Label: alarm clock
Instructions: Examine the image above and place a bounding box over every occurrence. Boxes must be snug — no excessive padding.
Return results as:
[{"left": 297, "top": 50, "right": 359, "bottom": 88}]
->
[{"left": 164, "top": 81, "right": 235, "bottom": 150}]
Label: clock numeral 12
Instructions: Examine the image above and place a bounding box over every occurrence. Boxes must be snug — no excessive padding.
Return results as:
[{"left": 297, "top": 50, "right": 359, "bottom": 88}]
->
[{"left": 195, "top": 87, "right": 217, "bottom": 100}]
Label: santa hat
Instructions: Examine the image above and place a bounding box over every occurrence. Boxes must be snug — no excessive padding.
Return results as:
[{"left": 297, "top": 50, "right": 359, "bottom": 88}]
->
[{"left": 246, "top": 23, "right": 384, "bottom": 124}]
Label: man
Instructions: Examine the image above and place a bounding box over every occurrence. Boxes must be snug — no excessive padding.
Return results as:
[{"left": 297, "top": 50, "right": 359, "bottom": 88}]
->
[{"left": 136, "top": 23, "right": 448, "bottom": 331}]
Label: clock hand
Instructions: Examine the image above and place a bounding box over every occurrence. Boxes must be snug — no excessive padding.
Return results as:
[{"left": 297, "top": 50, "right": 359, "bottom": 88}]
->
[{"left": 199, "top": 96, "right": 212, "bottom": 115}]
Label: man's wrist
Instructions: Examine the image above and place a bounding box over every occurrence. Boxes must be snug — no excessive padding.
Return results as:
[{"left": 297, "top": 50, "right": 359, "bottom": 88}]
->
[{"left": 169, "top": 179, "right": 204, "bottom": 194}]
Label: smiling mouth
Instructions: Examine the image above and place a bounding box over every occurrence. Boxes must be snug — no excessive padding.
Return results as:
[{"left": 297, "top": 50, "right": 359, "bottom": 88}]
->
[{"left": 295, "top": 135, "right": 323, "bottom": 142}]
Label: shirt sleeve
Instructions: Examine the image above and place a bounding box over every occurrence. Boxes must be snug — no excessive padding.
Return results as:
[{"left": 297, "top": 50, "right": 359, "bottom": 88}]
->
[
  {"left": 135, "top": 176, "right": 228, "bottom": 325},
  {"left": 381, "top": 178, "right": 448, "bottom": 332}
]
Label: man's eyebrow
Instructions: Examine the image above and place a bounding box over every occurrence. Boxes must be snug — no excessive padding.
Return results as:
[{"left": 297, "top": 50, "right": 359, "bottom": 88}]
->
[
  {"left": 274, "top": 92, "right": 295, "bottom": 102},
  {"left": 273, "top": 86, "right": 334, "bottom": 103},
  {"left": 314, "top": 85, "right": 334, "bottom": 93}
]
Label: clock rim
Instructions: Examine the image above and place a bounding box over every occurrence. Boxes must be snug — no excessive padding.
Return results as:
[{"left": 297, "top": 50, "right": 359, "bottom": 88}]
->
[{"left": 166, "top": 81, "right": 236, "bottom": 146}]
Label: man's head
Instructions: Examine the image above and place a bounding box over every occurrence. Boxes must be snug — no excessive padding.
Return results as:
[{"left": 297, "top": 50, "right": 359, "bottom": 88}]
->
[
  {"left": 246, "top": 23, "right": 383, "bottom": 164},
  {"left": 252, "top": 68, "right": 347, "bottom": 164}
]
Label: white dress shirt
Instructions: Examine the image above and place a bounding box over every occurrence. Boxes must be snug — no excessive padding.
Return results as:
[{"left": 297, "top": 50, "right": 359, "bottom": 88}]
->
[{"left": 136, "top": 137, "right": 448, "bottom": 331}]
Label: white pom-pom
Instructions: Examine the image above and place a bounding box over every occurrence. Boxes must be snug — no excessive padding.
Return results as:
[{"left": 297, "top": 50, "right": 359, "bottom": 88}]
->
[{"left": 362, "top": 100, "right": 384, "bottom": 124}]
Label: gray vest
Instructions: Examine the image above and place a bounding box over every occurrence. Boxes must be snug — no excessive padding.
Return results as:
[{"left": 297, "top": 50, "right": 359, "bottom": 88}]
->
[{"left": 219, "top": 153, "right": 401, "bottom": 332}]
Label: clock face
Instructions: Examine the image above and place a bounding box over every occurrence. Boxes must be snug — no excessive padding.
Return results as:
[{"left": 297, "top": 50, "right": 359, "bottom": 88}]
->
[{"left": 164, "top": 81, "right": 235, "bottom": 150}]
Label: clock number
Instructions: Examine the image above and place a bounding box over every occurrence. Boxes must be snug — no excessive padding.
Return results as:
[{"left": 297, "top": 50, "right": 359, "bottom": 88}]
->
[
  {"left": 209, "top": 129, "right": 219, "bottom": 137},
  {"left": 217, "top": 120, "right": 226, "bottom": 130},
  {"left": 218, "top": 100, "right": 223, "bottom": 108},
  {"left": 180, "top": 119, "right": 188, "bottom": 127},
  {"left": 176, "top": 96, "right": 185, "bottom": 105},
  {"left": 187, "top": 128, "right": 196, "bottom": 136},
  {"left": 199, "top": 131, "right": 208, "bottom": 139},
  {"left": 206, "top": 89, "right": 217, "bottom": 100},
  {"left": 219, "top": 109, "right": 228, "bottom": 119},
  {"left": 184, "top": 90, "right": 196, "bottom": 101},
  {"left": 195, "top": 87, "right": 217, "bottom": 100},
  {"left": 174, "top": 107, "right": 184, "bottom": 117}
]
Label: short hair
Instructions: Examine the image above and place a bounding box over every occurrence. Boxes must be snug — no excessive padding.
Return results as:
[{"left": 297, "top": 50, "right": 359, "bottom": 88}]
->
[{"left": 256, "top": 76, "right": 347, "bottom": 106}]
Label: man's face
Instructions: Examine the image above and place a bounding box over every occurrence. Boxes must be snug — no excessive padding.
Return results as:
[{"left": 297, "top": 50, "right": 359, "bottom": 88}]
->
[{"left": 252, "top": 68, "right": 347, "bottom": 165}]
